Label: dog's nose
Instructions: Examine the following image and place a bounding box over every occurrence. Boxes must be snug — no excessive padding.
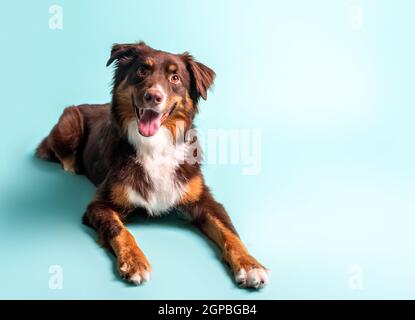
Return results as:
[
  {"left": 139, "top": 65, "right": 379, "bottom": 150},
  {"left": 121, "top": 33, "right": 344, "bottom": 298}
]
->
[{"left": 143, "top": 88, "right": 164, "bottom": 105}]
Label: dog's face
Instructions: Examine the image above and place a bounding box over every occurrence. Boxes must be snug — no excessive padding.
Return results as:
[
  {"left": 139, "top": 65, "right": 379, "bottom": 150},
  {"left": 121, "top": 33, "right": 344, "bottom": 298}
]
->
[{"left": 107, "top": 42, "right": 215, "bottom": 137}]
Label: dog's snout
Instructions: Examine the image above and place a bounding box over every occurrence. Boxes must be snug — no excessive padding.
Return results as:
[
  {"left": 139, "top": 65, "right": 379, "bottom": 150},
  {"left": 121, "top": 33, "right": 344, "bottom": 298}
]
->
[{"left": 143, "top": 88, "right": 164, "bottom": 105}]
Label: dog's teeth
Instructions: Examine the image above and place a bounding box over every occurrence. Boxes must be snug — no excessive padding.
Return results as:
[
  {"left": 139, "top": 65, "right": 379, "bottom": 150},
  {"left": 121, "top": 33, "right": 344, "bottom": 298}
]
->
[{"left": 139, "top": 108, "right": 144, "bottom": 117}]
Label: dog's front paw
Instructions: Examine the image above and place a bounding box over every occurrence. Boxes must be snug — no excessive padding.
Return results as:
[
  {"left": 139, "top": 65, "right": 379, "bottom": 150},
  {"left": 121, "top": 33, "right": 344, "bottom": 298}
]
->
[
  {"left": 231, "top": 254, "right": 269, "bottom": 289},
  {"left": 235, "top": 267, "right": 268, "bottom": 289},
  {"left": 117, "top": 249, "right": 152, "bottom": 285}
]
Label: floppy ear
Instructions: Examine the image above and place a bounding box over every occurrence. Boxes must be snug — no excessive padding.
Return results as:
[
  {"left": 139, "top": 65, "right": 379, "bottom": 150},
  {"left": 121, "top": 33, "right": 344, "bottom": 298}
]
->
[
  {"left": 182, "top": 53, "right": 216, "bottom": 101},
  {"left": 106, "top": 41, "right": 147, "bottom": 67}
]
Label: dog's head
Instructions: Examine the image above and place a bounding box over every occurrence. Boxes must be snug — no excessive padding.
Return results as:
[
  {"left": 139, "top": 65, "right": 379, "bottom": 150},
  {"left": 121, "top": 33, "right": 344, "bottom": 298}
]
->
[{"left": 107, "top": 42, "right": 215, "bottom": 138}]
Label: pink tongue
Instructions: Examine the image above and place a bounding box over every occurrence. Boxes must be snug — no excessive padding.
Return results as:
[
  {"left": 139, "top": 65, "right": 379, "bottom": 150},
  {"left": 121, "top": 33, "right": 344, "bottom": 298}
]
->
[{"left": 138, "top": 110, "right": 162, "bottom": 137}]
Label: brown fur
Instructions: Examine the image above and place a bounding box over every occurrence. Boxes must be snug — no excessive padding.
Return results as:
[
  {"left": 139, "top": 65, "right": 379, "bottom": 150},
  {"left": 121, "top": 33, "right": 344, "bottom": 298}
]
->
[
  {"left": 110, "top": 218, "right": 151, "bottom": 282},
  {"left": 37, "top": 42, "right": 266, "bottom": 288},
  {"left": 200, "top": 214, "right": 264, "bottom": 274},
  {"left": 180, "top": 175, "right": 204, "bottom": 204},
  {"left": 110, "top": 184, "right": 133, "bottom": 210}
]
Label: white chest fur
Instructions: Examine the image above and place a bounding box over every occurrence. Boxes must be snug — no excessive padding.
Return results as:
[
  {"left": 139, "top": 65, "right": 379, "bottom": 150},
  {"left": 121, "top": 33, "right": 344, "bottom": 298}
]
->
[{"left": 126, "top": 121, "right": 188, "bottom": 216}]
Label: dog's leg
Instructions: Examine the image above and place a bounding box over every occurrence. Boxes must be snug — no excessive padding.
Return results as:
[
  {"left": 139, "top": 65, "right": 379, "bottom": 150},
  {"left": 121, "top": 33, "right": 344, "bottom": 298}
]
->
[
  {"left": 83, "top": 198, "right": 152, "bottom": 285},
  {"left": 36, "top": 106, "right": 84, "bottom": 173},
  {"left": 180, "top": 182, "right": 268, "bottom": 289}
]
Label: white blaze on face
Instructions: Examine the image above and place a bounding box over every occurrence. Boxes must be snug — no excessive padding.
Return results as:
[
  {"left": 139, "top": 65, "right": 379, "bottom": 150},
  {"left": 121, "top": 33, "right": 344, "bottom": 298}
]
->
[
  {"left": 152, "top": 84, "right": 167, "bottom": 113},
  {"left": 137, "top": 85, "right": 168, "bottom": 137}
]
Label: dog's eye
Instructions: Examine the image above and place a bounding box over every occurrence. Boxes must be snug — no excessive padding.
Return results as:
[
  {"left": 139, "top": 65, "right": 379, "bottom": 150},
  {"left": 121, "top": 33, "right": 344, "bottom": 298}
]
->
[
  {"left": 169, "top": 74, "right": 181, "bottom": 84},
  {"left": 137, "top": 66, "right": 148, "bottom": 77}
]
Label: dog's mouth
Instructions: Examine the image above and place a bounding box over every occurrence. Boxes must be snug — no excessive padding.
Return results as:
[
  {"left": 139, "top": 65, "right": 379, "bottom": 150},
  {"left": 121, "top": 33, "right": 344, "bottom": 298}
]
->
[{"left": 133, "top": 99, "right": 176, "bottom": 137}]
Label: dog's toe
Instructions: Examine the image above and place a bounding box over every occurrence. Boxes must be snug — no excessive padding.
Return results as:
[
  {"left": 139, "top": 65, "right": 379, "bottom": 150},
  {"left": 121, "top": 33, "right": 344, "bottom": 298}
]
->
[
  {"left": 119, "top": 262, "right": 151, "bottom": 285},
  {"left": 118, "top": 252, "right": 152, "bottom": 285},
  {"left": 235, "top": 267, "right": 268, "bottom": 289},
  {"left": 128, "top": 269, "right": 151, "bottom": 285}
]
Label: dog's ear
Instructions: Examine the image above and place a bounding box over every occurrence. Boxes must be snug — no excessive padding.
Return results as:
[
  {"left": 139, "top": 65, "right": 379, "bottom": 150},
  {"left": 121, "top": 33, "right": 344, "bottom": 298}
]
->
[
  {"left": 182, "top": 53, "right": 216, "bottom": 101},
  {"left": 106, "top": 42, "right": 147, "bottom": 67}
]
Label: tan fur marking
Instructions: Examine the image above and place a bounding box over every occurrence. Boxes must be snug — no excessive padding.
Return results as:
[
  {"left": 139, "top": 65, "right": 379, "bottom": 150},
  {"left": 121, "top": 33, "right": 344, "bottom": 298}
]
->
[
  {"left": 109, "top": 213, "right": 152, "bottom": 281},
  {"left": 110, "top": 184, "right": 131, "bottom": 208},
  {"left": 166, "top": 95, "right": 182, "bottom": 110},
  {"left": 181, "top": 175, "right": 204, "bottom": 204},
  {"left": 110, "top": 227, "right": 137, "bottom": 256},
  {"left": 163, "top": 119, "right": 186, "bottom": 142},
  {"left": 145, "top": 58, "right": 154, "bottom": 66},
  {"left": 184, "top": 92, "right": 193, "bottom": 111},
  {"left": 168, "top": 64, "right": 177, "bottom": 72},
  {"left": 115, "top": 79, "right": 136, "bottom": 130},
  {"left": 163, "top": 96, "right": 188, "bottom": 140},
  {"left": 112, "top": 211, "right": 124, "bottom": 227},
  {"left": 201, "top": 215, "right": 264, "bottom": 274}
]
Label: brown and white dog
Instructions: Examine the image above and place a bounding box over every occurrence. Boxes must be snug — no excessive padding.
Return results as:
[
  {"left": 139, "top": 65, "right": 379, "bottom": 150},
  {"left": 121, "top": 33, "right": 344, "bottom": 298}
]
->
[{"left": 36, "top": 42, "right": 268, "bottom": 289}]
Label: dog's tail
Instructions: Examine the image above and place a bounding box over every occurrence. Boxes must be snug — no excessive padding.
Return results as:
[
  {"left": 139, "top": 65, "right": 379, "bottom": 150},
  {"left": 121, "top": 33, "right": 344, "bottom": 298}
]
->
[{"left": 35, "top": 136, "right": 58, "bottom": 162}]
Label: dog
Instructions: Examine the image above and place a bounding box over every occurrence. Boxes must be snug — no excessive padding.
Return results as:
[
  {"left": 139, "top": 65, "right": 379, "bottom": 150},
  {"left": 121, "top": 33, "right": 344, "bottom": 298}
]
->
[{"left": 36, "top": 42, "right": 268, "bottom": 289}]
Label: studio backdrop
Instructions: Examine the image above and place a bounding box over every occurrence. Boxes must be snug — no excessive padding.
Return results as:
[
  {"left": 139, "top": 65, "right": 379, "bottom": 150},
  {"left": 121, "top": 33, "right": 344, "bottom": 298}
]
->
[{"left": 0, "top": 0, "right": 414, "bottom": 299}]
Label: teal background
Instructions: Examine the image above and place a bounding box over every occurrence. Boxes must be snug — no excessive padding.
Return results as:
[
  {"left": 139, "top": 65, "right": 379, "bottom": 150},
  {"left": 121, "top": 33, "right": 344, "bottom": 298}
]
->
[{"left": 1, "top": 0, "right": 415, "bottom": 299}]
